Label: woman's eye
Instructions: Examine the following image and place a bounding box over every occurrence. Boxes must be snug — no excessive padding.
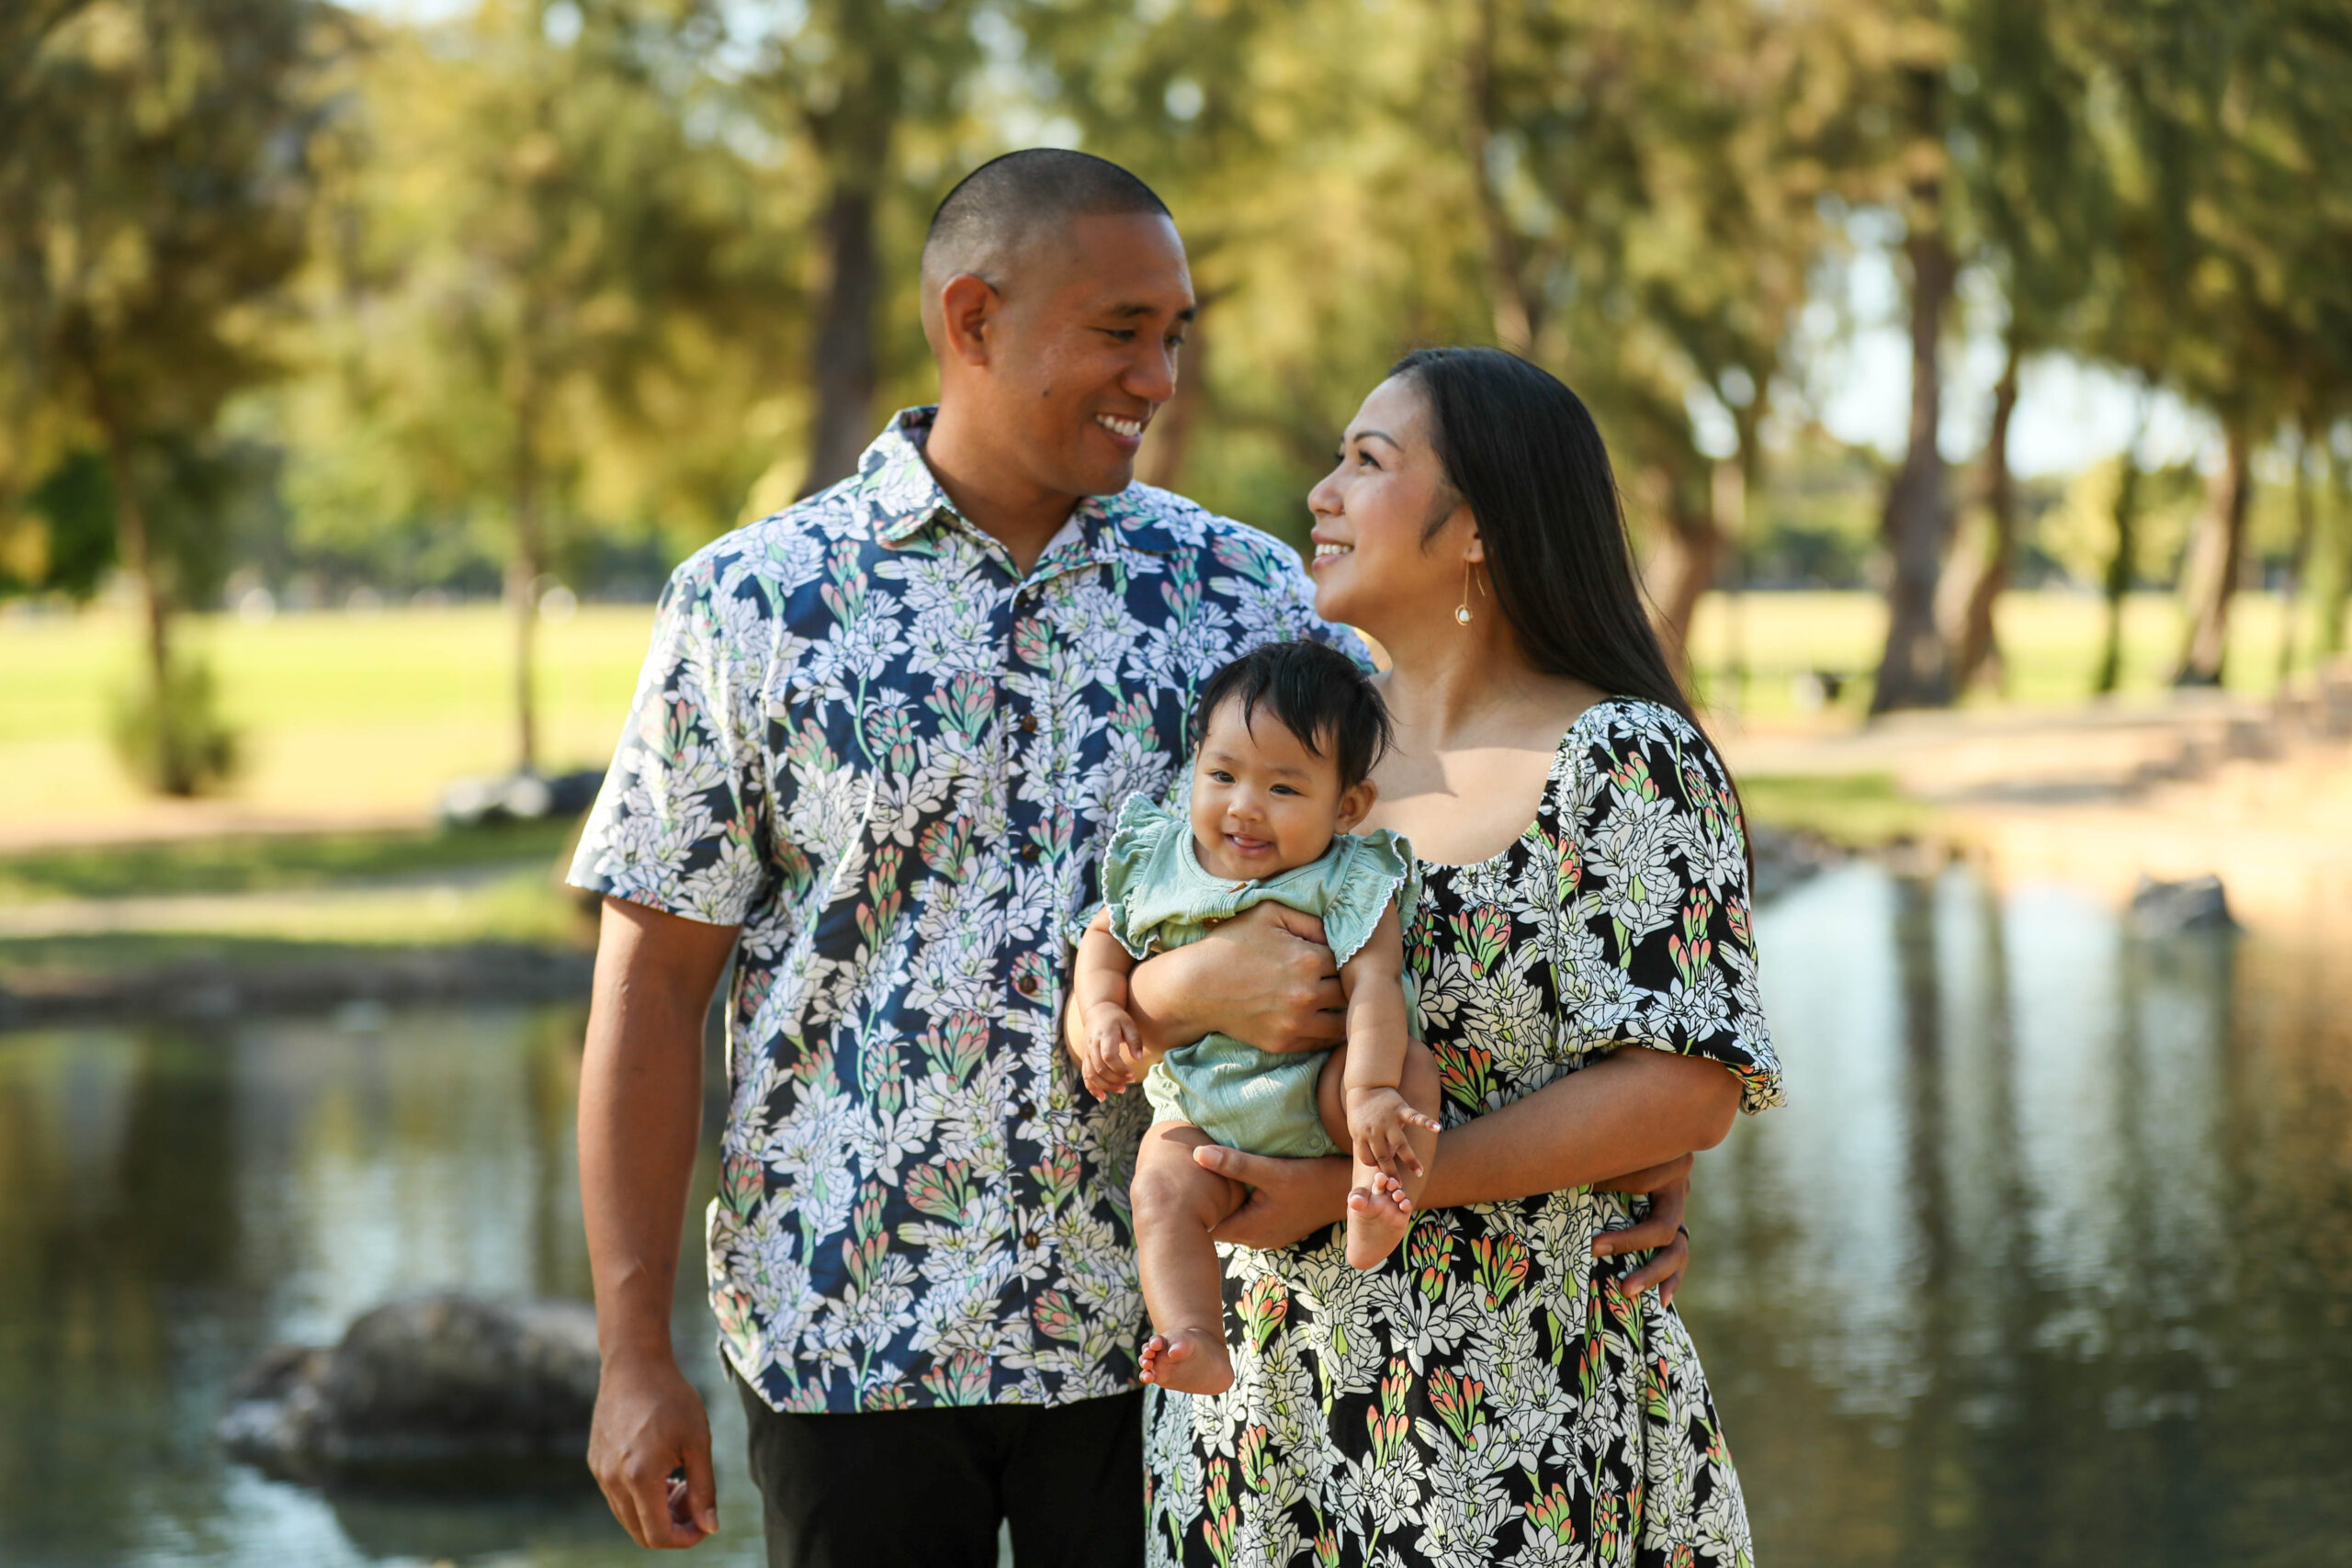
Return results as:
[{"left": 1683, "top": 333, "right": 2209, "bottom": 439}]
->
[{"left": 1358, "top": 451, "right": 1379, "bottom": 468}]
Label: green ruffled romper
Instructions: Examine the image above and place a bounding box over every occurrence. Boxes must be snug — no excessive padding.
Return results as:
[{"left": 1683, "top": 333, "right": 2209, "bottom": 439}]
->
[{"left": 1099, "top": 795, "right": 1420, "bottom": 1159}]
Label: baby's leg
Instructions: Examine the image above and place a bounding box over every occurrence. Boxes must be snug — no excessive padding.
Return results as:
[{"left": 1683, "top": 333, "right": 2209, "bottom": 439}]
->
[
  {"left": 1317, "top": 1041, "right": 1442, "bottom": 1269},
  {"left": 1130, "top": 1122, "right": 1249, "bottom": 1394}
]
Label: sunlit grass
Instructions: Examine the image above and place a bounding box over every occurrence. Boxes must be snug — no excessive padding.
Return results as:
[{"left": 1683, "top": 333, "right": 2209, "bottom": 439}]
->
[
  {"left": 1683, "top": 589, "right": 2309, "bottom": 721},
  {"left": 0, "top": 603, "right": 654, "bottom": 830},
  {"left": 1737, "top": 772, "right": 1944, "bottom": 847}
]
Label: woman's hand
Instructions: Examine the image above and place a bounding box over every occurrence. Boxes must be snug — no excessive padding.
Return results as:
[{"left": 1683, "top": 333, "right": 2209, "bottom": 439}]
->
[
  {"left": 1194, "top": 1145, "right": 1352, "bottom": 1249},
  {"left": 1125, "top": 902, "right": 1347, "bottom": 1056},
  {"left": 1593, "top": 1153, "right": 1692, "bottom": 1306}
]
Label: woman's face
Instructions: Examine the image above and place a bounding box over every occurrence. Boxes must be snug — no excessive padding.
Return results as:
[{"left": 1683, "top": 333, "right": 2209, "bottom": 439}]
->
[{"left": 1305, "top": 376, "right": 1476, "bottom": 637}]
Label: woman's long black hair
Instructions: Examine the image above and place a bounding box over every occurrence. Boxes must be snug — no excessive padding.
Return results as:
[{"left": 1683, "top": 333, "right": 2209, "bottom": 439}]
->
[{"left": 1390, "top": 346, "right": 1748, "bottom": 850}]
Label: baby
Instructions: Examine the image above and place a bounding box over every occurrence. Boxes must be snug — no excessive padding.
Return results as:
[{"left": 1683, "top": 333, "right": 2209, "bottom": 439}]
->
[{"left": 1072, "top": 640, "right": 1442, "bottom": 1395}]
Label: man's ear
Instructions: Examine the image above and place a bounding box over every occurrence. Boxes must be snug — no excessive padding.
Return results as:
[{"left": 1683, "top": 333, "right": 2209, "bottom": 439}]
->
[
  {"left": 1335, "top": 778, "right": 1377, "bottom": 833},
  {"left": 937, "top": 273, "right": 998, "bottom": 367}
]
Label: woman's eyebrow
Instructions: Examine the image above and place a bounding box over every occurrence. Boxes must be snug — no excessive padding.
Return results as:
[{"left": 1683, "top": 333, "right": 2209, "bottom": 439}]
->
[{"left": 1349, "top": 429, "right": 1401, "bottom": 451}]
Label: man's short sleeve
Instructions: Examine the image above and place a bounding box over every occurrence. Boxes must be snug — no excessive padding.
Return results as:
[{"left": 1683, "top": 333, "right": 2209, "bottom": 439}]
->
[{"left": 568, "top": 552, "right": 778, "bottom": 927}]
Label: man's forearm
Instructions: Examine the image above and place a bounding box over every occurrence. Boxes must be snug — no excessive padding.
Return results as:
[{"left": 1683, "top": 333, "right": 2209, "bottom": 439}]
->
[{"left": 1123, "top": 941, "right": 1211, "bottom": 1056}]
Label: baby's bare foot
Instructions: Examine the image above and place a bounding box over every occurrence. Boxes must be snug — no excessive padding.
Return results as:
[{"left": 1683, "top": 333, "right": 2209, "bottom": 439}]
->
[
  {"left": 1138, "top": 1330, "right": 1234, "bottom": 1394},
  {"left": 1345, "top": 1175, "right": 1413, "bottom": 1269}
]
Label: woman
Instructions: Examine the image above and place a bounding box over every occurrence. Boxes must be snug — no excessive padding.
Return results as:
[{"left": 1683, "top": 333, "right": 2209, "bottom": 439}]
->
[{"left": 1133, "top": 348, "right": 1781, "bottom": 1566}]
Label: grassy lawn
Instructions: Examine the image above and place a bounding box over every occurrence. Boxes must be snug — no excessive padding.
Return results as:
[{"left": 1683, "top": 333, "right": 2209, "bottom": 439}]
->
[
  {"left": 1682, "top": 589, "right": 2306, "bottom": 720},
  {"left": 1736, "top": 772, "right": 1944, "bottom": 846},
  {"left": 0, "top": 603, "right": 655, "bottom": 834}
]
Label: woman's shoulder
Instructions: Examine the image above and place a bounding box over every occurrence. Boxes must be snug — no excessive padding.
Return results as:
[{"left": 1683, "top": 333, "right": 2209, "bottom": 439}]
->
[{"left": 1546, "top": 696, "right": 1733, "bottom": 818}]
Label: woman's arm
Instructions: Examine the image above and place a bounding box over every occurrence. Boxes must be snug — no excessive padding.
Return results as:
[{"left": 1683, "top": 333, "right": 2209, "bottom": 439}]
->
[{"left": 1199, "top": 1044, "right": 1737, "bottom": 1244}]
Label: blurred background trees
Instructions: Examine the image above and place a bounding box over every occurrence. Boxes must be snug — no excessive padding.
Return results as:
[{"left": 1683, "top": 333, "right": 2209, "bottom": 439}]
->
[{"left": 4, "top": 0, "right": 2350, "bottom": 788}]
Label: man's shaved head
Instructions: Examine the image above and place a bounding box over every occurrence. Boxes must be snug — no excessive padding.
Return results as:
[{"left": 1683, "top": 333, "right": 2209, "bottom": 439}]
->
[
  {"left": 919, "top": 148, "right": 1191, "bottom": 513},
  {"left": 921, "top": 149, "right": 1172, "bottom": 321}
]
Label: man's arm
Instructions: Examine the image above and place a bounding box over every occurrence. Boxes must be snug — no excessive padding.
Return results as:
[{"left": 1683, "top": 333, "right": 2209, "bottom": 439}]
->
[
  {"left": 580, "top": 895, "right": 740, "bottom": 1551},
  {"left": 1115, "top": 900, "right": 1349, "bottom": 1057}
]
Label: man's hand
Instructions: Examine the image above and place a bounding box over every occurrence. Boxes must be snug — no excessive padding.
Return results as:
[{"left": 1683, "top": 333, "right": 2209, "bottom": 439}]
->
[
  {"left": 1127, "top": 901, "right": 1346, "bottom": 1057},
  {"left": 1195, "top": 1145, "right": 1352, "bottom": 1249},
  {"left": 588, "top": 1348, "right": 718, "bottom": 1549},
  {"left": 1593, "top": 1154, "right": 1692, "bottom": 1306}
]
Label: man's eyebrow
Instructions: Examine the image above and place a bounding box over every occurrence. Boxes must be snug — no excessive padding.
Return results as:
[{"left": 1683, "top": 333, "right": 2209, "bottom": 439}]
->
[{"left": 1104, "top": 301, "right": 1197, "bottom": 321}]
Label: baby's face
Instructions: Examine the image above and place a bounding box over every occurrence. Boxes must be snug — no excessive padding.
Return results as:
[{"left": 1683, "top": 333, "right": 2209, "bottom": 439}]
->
[{"left": 1188, "top": 698, "right": 1375, "bottom": 882}]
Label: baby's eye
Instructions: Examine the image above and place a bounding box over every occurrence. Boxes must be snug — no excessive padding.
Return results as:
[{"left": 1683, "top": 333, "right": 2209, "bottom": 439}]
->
[
  {"left": 1207, "top": 770, "right": 1235, "bottom": 783},
  {"left": 1271, "top": 784, "right": 1300, "bottom": 796}
]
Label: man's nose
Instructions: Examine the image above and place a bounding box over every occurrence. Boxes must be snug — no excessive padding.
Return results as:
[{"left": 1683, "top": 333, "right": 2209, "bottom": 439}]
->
[{"left": 1124, "top": 341, "right": 1176, "bottom": 406}]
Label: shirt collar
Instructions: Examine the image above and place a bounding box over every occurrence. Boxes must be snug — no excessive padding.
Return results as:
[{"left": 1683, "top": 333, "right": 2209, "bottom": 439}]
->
[{"left": 854, "top": 407, "right": 1181, "bottom": 557}]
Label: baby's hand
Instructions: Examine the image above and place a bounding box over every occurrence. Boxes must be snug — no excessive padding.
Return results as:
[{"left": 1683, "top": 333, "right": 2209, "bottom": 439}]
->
[
  {"left": 1345, "top": 1085, "right": 1442, "bottom": 1180},
  {"left": 1078, "top": 1007, "right": 1148, "bottom": 1100}
]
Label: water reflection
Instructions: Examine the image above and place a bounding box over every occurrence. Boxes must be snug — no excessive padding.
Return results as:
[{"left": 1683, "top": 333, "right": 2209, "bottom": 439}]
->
[
  {"left": 1687, "top": 863, "right": 2352, "bottom": 1567},
  {"left": 0, "top": 1005, "right": 763, "bottom": 1568},
  {"left": 3, "top": 863, "right": 2349, "bottom": 1565}
]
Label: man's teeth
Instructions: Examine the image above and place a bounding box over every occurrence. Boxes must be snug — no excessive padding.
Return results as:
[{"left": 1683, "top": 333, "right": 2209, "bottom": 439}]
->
[
  {"left": 1097, "top": 414, "right": 1144, "bottom": 438},
  {"left": 1314, "top": 542, "right": 1352, "bottom": 560}
]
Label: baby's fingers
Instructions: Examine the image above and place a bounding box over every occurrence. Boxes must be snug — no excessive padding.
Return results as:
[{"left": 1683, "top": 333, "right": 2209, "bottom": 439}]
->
[{"left": 1384, "top": 1125, "right": 1425, "bottom": 1179}]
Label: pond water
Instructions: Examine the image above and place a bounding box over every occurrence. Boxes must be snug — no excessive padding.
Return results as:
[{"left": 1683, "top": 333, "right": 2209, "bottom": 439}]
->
[{"left": 2, "top": 862, "right": 2348, "bottom": 1567}]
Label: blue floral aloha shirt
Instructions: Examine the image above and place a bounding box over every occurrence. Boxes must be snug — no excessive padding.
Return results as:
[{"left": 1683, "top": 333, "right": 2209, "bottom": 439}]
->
[{"left": 569, "top": 407, "right": 1354, "bottom": 1414}]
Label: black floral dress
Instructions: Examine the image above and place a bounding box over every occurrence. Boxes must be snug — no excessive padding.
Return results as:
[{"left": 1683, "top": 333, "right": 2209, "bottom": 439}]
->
[{"left": 1144, "top": 699, "right": 1784, "bottom": 1568}]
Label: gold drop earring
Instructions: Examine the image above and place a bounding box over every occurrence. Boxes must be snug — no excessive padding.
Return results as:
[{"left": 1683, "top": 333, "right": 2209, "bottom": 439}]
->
[{"left": 1455, "top": 558, "right": 1483, "bottom": 626}]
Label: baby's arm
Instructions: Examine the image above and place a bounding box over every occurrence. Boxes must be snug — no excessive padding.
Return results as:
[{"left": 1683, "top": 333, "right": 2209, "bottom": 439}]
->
[
  {"left": 1337, "top": 901, "right": 1440, "bottom": 1177},
  {"left": 1072, "top": 908, "right": 1148, "bottom": 1100}
]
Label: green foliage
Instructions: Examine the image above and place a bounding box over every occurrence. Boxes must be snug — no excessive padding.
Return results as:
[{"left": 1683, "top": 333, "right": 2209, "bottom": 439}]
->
[
  {"left": 2, "top": 449, "right": 116, "bottom": 600},
  {"left": 106, "top": 651, "right": 239, "bottom": 796}
]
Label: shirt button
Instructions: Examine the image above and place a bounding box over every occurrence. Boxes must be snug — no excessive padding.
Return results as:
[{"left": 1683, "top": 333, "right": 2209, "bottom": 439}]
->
[
  {"left": 1019, "top": 841, "right": 1042, "bottom": 862},
  {"left": 1016, "top": 1100, "right": 1035, "bottom": 1121},
  {"left": 1018, "top": 714, "right": 1038, "bottom": 735},
  {"left": 1023, "top": 1231, "right": 1041, "bottom": 1249},
  {"left": 1016, "top": 974, "right": 1039, "bottom": 997}
]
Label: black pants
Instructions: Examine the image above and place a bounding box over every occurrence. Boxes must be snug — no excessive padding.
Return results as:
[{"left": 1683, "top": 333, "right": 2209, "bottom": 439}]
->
[{"left": 735, "top": 1377, "right": 1146, "bottom": 1568}]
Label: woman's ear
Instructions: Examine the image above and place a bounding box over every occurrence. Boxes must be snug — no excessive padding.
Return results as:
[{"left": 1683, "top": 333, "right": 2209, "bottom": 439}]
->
[
  {"left": 1335, "top": 778, "right": 1378, "bottom": 833},
  {"left": 1464, "top": 529, "right": 1486, "bottom": 565}
]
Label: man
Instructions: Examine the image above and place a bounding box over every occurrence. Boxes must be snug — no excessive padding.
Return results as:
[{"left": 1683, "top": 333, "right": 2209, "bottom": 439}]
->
[{"left": 570, "top": 150, "right": 1360, "bottom": 1566}]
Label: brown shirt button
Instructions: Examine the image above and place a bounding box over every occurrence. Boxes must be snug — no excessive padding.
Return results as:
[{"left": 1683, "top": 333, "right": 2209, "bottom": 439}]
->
[
  {"left": 1023, "top": 1231, "right": 1041, "bottom": 1249},
  {"left": 1015, "top": 974, "right": 1039, "bottom": 997},
  {"left": 1019, "top": 841, "right": 1041, "bottom": 862},
  {"left": 1018, "top": 713, "right": 1038, "bottom": 735}
]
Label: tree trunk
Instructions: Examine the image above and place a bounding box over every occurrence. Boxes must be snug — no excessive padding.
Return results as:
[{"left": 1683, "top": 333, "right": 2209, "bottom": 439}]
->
[
  {"left": 2323, "top": 449, "right": 2350, "bottom": 660},
  {"left": 2276, "top": 426, "right": 2316, "bottom": 684},
  {"left": 1869, "top": 114, "right": 1957, "bottom": 715},
  {"left": 798, "top": 63, "right": 896, "bottom": 500},
  {"left": 508, "top": 414, "right": 542, "bottom": 776},
  {"left": 102, "top": 420, "right": 189, "bottom": 794},
  {"left": 1464, "top": 0, "right": 1543, "bottom": 352},
  {"left": 1136, "top": 302, "right": 1209, "bottom": 492},
  {"left": 2173, "top": 424, "right": 2252, "bottom": 687},
  {"left": 1645, "top": 476, "right": 1724, "bottom": 675},
  {"left": 1944, "top": 336, "right": 2020, "bottom": 694},
  {"left": 2094, "top": 397, "right": 2151, "bottom": 695}
]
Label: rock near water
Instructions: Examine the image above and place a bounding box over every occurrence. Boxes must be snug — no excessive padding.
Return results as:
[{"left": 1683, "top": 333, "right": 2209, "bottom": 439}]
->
[{"left": 220, "top": 1293, "right": 600, "bottom": 1493}]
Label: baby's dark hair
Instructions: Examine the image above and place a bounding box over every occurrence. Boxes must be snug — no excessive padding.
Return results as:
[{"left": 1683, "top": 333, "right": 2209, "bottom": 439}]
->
[{"left": 1188, "top": 640, "right": 1393, "bottom": 789}]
